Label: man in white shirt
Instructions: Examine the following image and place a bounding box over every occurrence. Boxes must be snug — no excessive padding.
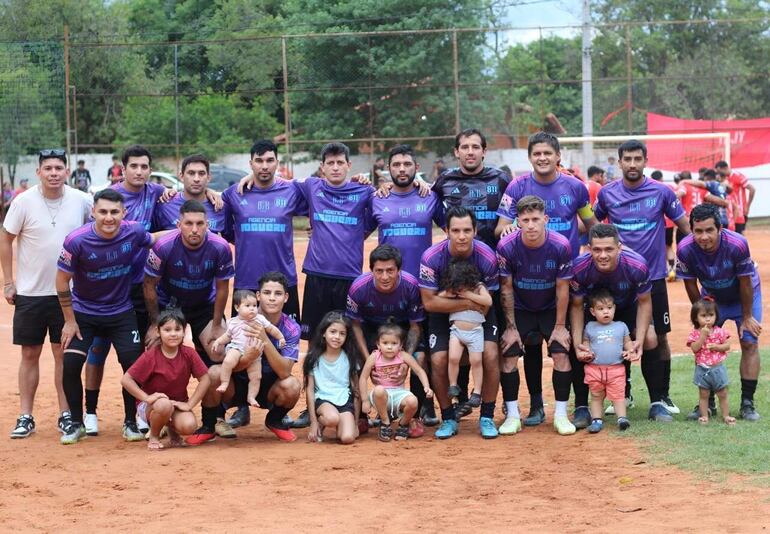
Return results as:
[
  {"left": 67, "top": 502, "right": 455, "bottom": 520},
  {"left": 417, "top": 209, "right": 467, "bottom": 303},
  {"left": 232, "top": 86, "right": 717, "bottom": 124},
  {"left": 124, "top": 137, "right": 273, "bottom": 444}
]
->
[{"left": 1, "top": 149, "right": 93, "bottom": 438}]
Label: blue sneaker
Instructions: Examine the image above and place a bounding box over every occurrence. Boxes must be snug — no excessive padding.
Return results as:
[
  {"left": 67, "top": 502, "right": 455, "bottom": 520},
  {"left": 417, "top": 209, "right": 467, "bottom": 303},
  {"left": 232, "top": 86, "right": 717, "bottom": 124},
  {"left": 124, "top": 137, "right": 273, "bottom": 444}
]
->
[
  {"left": 648, "top": 401, "right": 674, "bottom": 422},
  {"left": 479, "top": 417, "right": 498, "bottom": 439},
  {"left": 434, "top": 419, "right": 458, "bottom": 440},
  {"left": 572, "top": 406, "right": 591, "bottom": 429},
  {"left": 587, "top": 418, "right": 604, "bottom": 433}
]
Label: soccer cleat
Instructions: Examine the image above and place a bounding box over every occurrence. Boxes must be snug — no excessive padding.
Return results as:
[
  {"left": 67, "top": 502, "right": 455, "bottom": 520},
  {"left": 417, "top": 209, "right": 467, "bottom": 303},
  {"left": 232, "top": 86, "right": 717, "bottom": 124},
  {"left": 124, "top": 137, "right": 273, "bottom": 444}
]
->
[
  {"left": 587, "top": 418, "right": 604, "bottom": 434},
  {"left": 57, "top": 412, "right": 72, "bottom": 434},
  {"left": 266, "top": 422, "right": 297, "bottom": 442},
  {"left": 648, "top": 402, "right": 674, "bottom": 422},
  {"left": 226, "top": 405, "right": 251, "bottom": 428},
  {"left": 289, "top": 409, "right": 310, "bottom": 429},
  {"left": 60, "top": 422, "right": 86, "bottom": 445},
  {"left": 479, "top": 417, "right": 499, "bottom": 439},
  {"left": 666, "top": 269, "right": 677, "bottom": 282},
  {"left": 215, "top": 418, "right": 237, "bottom": 439},
  {"left": 10, "top": 415, "right": 35, "bottom": 439},
  {"left": 185, "top": 427, "right": 216, "bottom": 446},
  {"left": 498, "top": 417, "right": 522, "bottom": 435},
  {"left": 617, "top": 417, "right": 630, "bottom": 431},
  {"left": 123, "top": 421, "right": 145, "bottom": 442},
  {"left": 661, "top": 395, "right": 680, "bottom": 415},
  {"left": 434, "top": 419, "right": 458, "bottom": 440},
  {"left": 553, "top": 415, "right": 577, "bottom": 435},
  {"left": 571, "top": 406, "right": 592, "bottom": 429},
  {"left": 739, "top": 399, "right": 760, "bottom": 422},
  {"left": 523, "top": 405, "right": 545, "bottom": 426},
  {"left": 84, "top": 413, "right": 99, "bottom": 436}
]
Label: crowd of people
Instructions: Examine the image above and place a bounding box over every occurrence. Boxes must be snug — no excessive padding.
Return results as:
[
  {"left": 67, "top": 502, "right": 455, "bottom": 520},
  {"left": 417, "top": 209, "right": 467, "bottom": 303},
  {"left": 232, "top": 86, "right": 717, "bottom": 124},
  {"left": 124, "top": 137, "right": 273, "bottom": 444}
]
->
[{"left": 1, "top": 130, "right": 762, "bottom": 450}]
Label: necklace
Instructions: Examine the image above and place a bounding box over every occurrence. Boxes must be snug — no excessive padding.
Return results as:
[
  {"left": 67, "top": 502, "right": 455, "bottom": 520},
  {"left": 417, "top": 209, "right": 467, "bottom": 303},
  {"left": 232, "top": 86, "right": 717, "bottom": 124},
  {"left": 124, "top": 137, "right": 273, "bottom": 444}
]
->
[{"left": 39, "top": 186, "right": 64, "bottom": 227}]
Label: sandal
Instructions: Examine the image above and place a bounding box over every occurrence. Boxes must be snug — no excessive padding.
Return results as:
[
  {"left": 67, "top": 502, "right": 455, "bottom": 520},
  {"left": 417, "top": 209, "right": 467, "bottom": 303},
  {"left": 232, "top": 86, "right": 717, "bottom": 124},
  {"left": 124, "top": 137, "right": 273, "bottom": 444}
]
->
[
  {"left": 394, "top": 425, "right": 409, "bottom": 441},
  {"left": 378, "top": 425, "right": 393, "bottom": 442}
]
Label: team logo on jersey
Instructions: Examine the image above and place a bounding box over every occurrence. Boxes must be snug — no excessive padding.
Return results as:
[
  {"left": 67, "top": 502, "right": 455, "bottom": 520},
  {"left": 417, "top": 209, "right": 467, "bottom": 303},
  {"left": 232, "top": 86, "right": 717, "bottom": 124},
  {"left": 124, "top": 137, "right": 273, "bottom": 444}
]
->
[
  {"left": 545, "top": 259, "right": 556, "bottom": 270},
  {"left": 59, "top": 249, "right": 73, "bottom": 267},
  {"left": 420, "top": 264, "right": 436, "bottom": 283},
  {"left": 399, "top": 207, "right": 411, "bottom": 217},
  {"left": 708, "top": 265, "right": 719, "bottom": 276},
  {"left": 347, "top": 194, "right": 360, "bottom": 202},
  {"left": 203, "top": 259, "right": 215, "bottom": 270},
  {"left": 559, "top": 194, "right": 572, "bottom": 206},
  {"left": 188, "top": 264, "right": 201, "bottom": 274},
  {"left": 332, "top": 196, "right": 345, "bottom": 205},
  {"left": 645, "top": 198, "right": 657, "bottom": 208},
  {"left": 529, "top": 264, "right": 542, "bottom": 273},
  {"left": 274, "top": 197, "right": 287, "bottom": 208},
  {"left": 630, "top": 202, "right": 641, "bottom": 212},
  {"left": 469, "top": 188, "right": 483, "bottom": 199},
  {"left": 121, "top": 242, "right": 132, "bottom": 254},
  {"left": 106, "top": 250, "right": 118, "bottom": 261},
  {"left": 486, "top": 185, "right": 498, "bottom": 194},
  {"left": 723, "top": 260, "right": 733, "bottom": 269},
  {"left": 415, "top": 203, "right": 427, "bottom": 213},
  {"left": 618, "top": 282, "right": 630, "bottom": 290},
  {"left": 257, "top": 201, "right": 270, "bottom": 212},
  {"left": 147, "top": 250, "right": 162, "bottom": 270}
]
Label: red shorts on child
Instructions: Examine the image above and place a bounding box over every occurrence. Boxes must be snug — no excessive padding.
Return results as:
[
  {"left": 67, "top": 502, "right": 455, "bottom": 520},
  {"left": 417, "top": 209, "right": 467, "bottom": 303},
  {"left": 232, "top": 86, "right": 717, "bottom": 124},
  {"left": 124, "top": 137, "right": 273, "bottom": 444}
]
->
[{"left": 583, "top": 363, "right": 625, "bottom": 401}]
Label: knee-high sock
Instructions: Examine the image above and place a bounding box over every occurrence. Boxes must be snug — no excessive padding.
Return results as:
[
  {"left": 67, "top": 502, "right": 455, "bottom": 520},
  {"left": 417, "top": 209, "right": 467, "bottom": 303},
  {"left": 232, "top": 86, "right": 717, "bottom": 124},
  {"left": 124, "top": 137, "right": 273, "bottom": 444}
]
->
[
  {"left": 641, "top": 347, "right": 663, "bottom": 403},
  {"left": 523, "top": 344, "right": 543, "bottom": 402},
  {"left": 552, "top": 370, "right": 572, "bottom": 402},
  {"left": 63, "top": 353, "right": 87, "bottom": 424},
  {"left": 500, "top": 370, "right": 520, "bottom": 402},
  {"left": 569, "top": 349, "right": 589, "bottom": 407}
]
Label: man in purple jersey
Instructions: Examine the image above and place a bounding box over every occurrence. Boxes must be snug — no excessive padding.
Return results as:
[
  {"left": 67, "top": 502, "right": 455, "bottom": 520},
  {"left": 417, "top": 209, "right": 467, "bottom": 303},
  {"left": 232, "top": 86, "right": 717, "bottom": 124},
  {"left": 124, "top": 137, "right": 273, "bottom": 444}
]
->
[
  {"left": 677, "top": 204, "right": 762, "bottom": 421},
  {"left": 56, "top": 189, "right": 163, "bottom": 445},
  {"left": 569, "top": 224, "right": 673, "bottom": 422},
  {"left": 594, "top": 140, "right": 690, "bottom": 416},
  {"left": 494, "top": 132, "right": 598, "bottom": 428},
  {"left": 298, "top": 142, "right": 374, "bottom": 340},
  {"left": 152, "top": 154, "right": 226, "bottom": 234},
  {"left": 187, "top": 272, "right": 302, "bottom": 444},
  {"left": 497, "top": 195, "right": 575, "bottom": 436},
  {"left": 367, "top": 144, "right": 445, "bottom": 279},
  {"left": 419, "top": 206, "right": 500, "bottom": 440},
  {"left": 346, "top": 244, "right": 435, "bottom": 433}
]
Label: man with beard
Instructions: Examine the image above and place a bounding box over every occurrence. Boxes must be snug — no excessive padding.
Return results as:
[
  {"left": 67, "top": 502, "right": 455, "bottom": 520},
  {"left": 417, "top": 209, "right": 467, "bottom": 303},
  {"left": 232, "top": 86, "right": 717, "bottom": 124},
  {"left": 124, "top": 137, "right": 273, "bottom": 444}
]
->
[{"left": 594, "top": 140, "right": 690, "bottom": 421}]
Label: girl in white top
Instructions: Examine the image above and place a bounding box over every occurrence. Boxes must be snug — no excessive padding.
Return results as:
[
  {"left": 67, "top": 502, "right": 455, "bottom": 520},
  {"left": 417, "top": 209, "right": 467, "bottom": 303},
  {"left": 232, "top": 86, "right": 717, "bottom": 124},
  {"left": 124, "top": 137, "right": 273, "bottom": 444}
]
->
[
  {"left": 438, "top": 259, "right": 492, "bottom": 409},
  {"left": 303, "top": 311, "right": 363, "bottom": 444}
]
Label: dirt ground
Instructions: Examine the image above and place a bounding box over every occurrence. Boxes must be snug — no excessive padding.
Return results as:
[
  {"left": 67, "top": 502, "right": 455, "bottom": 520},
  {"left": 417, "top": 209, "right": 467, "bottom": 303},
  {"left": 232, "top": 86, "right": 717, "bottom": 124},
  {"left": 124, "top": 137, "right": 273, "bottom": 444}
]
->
[{"left": 1, "top": 228, "right": 769, "bottom": 532}]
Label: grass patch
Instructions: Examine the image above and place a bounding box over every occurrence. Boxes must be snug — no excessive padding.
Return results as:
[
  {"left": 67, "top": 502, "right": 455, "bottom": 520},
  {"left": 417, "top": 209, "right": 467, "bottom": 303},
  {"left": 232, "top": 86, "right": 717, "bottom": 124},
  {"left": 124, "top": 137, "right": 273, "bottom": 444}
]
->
[{"left": 611, "top": 351, "right": 770, "bottom": 484}]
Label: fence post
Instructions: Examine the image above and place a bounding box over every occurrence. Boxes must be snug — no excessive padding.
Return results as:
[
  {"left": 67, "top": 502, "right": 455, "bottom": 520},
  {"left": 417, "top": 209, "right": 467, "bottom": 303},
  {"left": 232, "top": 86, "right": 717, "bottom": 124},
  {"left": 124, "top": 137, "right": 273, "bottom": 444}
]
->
[
  {"left": 64, "top": 25, "right": 71, "bottom": 159},
  {"left": 625, "top": 24, "right": 633, "bottom": 134},
  {"left": 281, "top": 37, "right": 292, "bottom": 170},
  {"left": 452, "top": 30, "right": 460, "bottom": 133}
]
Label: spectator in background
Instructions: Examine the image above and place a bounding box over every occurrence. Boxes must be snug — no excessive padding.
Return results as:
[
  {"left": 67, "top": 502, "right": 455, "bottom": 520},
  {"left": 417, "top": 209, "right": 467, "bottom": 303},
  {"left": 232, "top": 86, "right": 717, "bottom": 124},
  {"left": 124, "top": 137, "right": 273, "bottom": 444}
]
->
[
  {"left": 107, "top": 156, "right": 123, "bottom": 184},
  {"left": 431, "top": 158, "right": 446, "bottom": 181},
  {"left": 2, "top": 182, "right": 15, "bottom": 209},
  {"left": 586, "top": 166, "right": 605, "bottom": 207},
  {"left": 715, "top": 160, "right": 755, "bottom": 235},
  {"left": 372, "top": 157, "right": 387, "bottom": 188},
  {"left": 14, "top": 178, "right": 30, "bottom": 198},
  {"left": 605, "top": 156, "right": 618, "bottom": 181},
  {"left": 70, "top": 160, "right": 92, "bottom": 192},
  {"left": 499, "top": 165, "right": 513, "bottom": 181}
]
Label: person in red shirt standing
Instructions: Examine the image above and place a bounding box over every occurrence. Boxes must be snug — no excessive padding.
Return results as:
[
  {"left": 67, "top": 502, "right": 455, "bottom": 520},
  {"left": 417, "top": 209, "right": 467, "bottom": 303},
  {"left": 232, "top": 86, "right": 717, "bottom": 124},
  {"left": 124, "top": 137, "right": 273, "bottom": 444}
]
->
[
  {"left": 715, "top": 160, "right": 755, "bottom": 235},
  {"left": 107, "top": 156, "right": 123, "bottom": 185},
  {"left": 586, "top": 166, "right": 605, "bottom": 206}
]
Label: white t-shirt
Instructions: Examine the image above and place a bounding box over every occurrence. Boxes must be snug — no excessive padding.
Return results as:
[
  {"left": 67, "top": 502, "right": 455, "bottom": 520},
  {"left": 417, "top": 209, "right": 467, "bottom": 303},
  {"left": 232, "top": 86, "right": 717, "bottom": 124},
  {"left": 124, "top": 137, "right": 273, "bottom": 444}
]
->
[{"left": 3, "top": 185, "right": 93, "bottom": 296}]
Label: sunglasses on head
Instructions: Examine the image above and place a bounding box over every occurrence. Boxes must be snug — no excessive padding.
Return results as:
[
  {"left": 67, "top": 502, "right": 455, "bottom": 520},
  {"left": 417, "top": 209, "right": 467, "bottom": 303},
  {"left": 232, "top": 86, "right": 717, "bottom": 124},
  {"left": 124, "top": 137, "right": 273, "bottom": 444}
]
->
[{"left": 39, "top": 148, "right": 66, "bottom": 157}]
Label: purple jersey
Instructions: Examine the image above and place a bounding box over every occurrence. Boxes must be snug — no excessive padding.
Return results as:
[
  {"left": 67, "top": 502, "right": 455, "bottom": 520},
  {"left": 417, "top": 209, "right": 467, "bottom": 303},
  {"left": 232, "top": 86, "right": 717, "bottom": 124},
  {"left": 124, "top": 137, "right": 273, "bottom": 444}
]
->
[
  {"left": 112, "top": 182, "right": 166, "bottom": 284},
  {"left": 419, "top": 239, "right": 499, "bottom": 292},
  {"left": 497, "top": 230, "right": 573, "bottom": 312},
  {"left": 299, "top": 177, "right": 374, "bottom": 280},
  {"left": 346, "top": 271, "right": 425, "bottom": 325},
  {"left": 676, "top": 230, "right": 759, "bottom": 304},
  {"left": 58, "top": 220, "right": 152, "bottom": 315},
  {"left": 145, "top": 230, "right": 234, "bottom": 307},
  {"left": 152, "top": 193, "right": 226, "bottom": 234},
  {"left": 262, "top": 313, "right": 301, "bottom": 376},
  {"left": 497, "top": 172, "right": 592, "bottom": 259},
  {"left": 571, "top": 248, "right": 651, "bottom": 309},
  {"left": 221, "top": 181, "right": 308, "bottom": 288},
  {"left": 594, "top": 177, "right": 685, "bottom": 280},
  {"left": 366, "top": 189, "right": 445, "bottom": 278},
  {"left": 433, "top": 166, "right": 510, "bottom": 249}
]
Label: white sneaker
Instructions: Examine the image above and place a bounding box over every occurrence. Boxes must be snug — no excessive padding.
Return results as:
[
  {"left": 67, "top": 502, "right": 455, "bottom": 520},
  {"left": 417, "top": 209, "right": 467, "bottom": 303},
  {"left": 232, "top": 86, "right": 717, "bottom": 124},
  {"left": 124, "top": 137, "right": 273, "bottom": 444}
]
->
[
  {"left": 84, "top": 413, "right": 99, "bottom": 436},
  {"left": 136, "top": 413, "right": 149, "bottom": 434}
]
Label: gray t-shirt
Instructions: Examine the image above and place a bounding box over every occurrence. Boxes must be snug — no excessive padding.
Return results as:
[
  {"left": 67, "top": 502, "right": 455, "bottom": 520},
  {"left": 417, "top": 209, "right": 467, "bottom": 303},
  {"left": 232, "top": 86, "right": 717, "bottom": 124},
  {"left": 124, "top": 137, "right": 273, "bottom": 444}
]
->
[{"left": 584, "top": 320, "right": 629, "bottom": 365}]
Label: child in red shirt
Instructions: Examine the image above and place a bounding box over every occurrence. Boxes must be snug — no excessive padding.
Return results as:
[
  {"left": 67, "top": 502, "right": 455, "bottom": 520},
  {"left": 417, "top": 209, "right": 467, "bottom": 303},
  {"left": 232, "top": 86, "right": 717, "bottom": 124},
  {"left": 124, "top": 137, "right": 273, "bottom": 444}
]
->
[{"left": 122, "top": 310, "right": 211, "bottom": 450}]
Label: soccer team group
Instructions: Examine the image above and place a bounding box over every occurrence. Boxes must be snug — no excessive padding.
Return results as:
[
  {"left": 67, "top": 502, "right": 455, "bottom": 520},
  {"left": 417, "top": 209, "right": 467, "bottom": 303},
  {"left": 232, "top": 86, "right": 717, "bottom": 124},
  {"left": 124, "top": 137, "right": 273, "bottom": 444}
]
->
[{"left": 2, "top": 129, "right": 763, "bottom": 449}]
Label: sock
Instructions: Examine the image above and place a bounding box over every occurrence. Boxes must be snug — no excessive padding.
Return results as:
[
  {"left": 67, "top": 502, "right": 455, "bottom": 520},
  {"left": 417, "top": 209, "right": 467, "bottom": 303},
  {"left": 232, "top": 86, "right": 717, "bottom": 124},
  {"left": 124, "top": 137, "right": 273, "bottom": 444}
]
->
[
  {"left": 552, "top": 370, "right": 572, "bottom": 402},
  {"left": 266, "top": 405, "right": 290, "bottom": 427},
  {"left": 457, "top": 365, "right": 470, "bottom": 403},
  {"left": 661, "top": 359, "right": 671, "bottom": 397},
  {"left": 523, "top": 343, "right": 543, "bottom": 397},
  {"left": 480, "top": 401, "right": 495, "bottom": 419},
  {"left": 569, "top": 349, "right": 589, "bottom": 406},
  {"left": 505, "top": 401, "right": 520, "bottom": 419},
  {"left": 554, "top": 400, "right": 568, "bottom": 418},
  {"left": 500, "top": 370, "right": 520, "bottom": 402},
  {"left": 216, "top": 403, "right": 226, "bottom": 419},
  {"left": 122, "top": 388, "right": 137, "bottom": 422},
  {"left": 201, "top": 406, "right": 218, "bottom": 431},
  {"left": 441, "top": 406, "right": 456, "bottom": 422},
  {"left": 741, "top": 379, "right": 758, "bottom": 402},
  {"left": 641, "top": 348, "right": 663, "bottom": 402},
  {"left": 85, "top": 389, "right": 100, "bottom": 414}
]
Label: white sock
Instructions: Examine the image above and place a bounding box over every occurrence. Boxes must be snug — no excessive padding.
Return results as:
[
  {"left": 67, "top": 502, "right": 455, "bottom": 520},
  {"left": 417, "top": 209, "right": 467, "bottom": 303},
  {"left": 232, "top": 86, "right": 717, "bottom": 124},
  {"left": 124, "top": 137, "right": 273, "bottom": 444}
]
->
[
  {"left": 505, "top": 401, "right": 520, "bottom": 419},
  {"left": 554, "top": 401, "right": 568, "bottom": 418}
]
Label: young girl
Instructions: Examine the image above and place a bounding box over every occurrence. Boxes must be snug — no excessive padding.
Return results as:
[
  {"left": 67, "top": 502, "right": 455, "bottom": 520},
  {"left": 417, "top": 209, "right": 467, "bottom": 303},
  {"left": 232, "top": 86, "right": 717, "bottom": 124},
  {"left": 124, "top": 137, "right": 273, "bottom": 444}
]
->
[
  {"left": 438, "top": 259, "right": 491, "bottom": 408},
  {"left": 687, "top": 299, "right": 734, "bottom": 425},
  {"left": 359, "top": 321, "right": 434, "bottom": 441},
  {"left": 212, "top": 290, "right": 286, "bottom": 406},
  {"left": 121, "top": 310, "right": 211, "bottom": 450},
  {"left": 303, "top": 311, "right": 362, "bottom": 444},
  {"left": 579, "top": 289, "right": 637, "bottom": 433}
]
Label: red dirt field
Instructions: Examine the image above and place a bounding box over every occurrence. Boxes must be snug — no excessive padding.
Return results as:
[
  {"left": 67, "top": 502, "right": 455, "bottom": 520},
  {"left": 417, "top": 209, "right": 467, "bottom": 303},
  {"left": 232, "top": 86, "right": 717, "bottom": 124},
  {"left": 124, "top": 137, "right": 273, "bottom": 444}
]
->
[{"left": 1, "top": 228, "right": 769, "bottom": 532}]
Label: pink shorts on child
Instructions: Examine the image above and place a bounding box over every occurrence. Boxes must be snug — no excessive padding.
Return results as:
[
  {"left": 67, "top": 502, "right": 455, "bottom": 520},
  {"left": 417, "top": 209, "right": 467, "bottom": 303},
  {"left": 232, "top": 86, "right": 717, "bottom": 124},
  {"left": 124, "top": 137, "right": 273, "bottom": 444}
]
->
[{"left": 583, "top": 363, "right": 626, "bottom": 401}]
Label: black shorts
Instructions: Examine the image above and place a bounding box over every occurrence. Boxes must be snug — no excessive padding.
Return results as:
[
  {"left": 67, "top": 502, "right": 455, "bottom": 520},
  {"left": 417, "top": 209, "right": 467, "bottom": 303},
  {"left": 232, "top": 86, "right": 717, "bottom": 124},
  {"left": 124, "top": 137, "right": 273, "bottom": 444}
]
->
[
  {"left": 301, "top": 273, "right": 353, "bottom": 340},
  {"left": 65, "top": 310, "right": 142, "bottom": 367},
  {"left": 665, "top": 227, "right": 674, "bottom": 247},
  {"left": 427, "top": 305, "right": 498, "bottom": 354},
  {"left": 233, "top": 285, "right": 300, "bottom": 324},
  {"left": 130, "top": 283, "right": 149, "bottom": 335},
  {"left": 361, "top": 320, "right": 426, "bottom": 354},
  {"left": 650, "top": 278, "right": 672, "bottom": 335},
  {"left": 253, "top": 371, "right": 279, "bottom": 409},
  {"left": 178, "top": 304, "right": 215, "bottom": 367},
  {"left": 513, "top": 307, "right": 568, "bottom": 354},
  {"left": 13, "top": 295, "right": 64, "bottom": 346},
  {"left": 315, "top": 396, "right": 355, "bottom": 414}
]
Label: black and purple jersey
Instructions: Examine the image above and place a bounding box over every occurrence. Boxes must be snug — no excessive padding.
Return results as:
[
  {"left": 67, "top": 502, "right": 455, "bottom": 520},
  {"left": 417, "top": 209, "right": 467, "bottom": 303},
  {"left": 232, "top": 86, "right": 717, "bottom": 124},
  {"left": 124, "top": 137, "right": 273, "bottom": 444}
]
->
[
  {"left": 346, "top": 271, "right": 425, "bottom": 325},
  {"left": 571, "top": 248, "right": 651, "bottom": 309}
]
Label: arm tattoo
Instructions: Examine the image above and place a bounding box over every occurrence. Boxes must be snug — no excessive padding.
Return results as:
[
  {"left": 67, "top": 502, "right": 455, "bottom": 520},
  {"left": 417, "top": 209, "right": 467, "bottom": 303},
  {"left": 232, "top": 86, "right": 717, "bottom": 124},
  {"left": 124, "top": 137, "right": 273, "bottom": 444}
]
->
[
  {"left": 57, "top": 289, "right": 72, "bottom": 308},
  {"left": 500, "top": 287, "right": 515, "bottom": 329}
]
